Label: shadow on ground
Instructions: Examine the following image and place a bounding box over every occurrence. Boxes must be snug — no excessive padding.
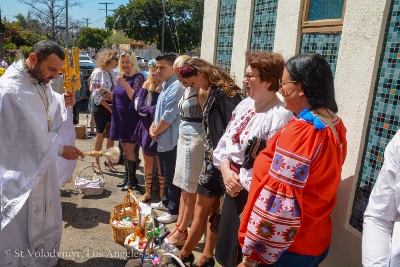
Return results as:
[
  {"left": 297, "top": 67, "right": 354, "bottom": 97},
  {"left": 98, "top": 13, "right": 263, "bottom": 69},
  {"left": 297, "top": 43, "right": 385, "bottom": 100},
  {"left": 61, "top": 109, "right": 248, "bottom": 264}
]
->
[{"left": 62, "top": 202, "right": 111, "bottom": 229}]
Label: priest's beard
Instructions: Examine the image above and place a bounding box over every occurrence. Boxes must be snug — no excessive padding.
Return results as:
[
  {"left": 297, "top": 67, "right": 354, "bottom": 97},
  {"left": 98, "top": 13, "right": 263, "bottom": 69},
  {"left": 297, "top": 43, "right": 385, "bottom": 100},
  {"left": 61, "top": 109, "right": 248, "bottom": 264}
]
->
[{"left": 31, "top": 63, "right": 53, "bottom": 84}]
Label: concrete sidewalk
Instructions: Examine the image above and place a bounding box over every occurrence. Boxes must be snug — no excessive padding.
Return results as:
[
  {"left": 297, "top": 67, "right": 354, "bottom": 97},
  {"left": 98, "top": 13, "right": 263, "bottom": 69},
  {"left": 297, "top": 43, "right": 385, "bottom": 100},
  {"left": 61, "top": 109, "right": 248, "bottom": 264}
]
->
[{"left": 57, "top": 118, "right": 218, "bottom": 266}]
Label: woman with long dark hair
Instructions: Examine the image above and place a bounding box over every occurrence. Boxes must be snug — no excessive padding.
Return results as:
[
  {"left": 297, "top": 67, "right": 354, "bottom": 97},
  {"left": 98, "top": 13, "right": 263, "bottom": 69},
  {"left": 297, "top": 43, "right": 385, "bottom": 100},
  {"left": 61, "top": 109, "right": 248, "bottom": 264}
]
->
[{"left": 238, "top": 53, "right": 347, "bottom": 267}]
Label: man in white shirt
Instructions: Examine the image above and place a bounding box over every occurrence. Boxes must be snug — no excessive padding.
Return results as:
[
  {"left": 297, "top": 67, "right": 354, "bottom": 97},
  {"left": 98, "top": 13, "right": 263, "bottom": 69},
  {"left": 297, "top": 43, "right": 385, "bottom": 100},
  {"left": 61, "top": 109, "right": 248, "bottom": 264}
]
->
[{"left": 363, "top": 130, "right": 400, "bottom": 267}]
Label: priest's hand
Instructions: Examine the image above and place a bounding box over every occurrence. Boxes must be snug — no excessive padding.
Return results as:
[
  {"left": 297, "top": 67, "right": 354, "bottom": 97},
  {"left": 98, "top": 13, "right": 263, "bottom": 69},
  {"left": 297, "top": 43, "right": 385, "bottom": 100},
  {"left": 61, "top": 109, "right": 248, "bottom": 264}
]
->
[
  {"left": 62, "top": 146, "right": 84, "bottom": 160},
  {"left": 64, "top": 93, "right": 76, "bottom": 107}
]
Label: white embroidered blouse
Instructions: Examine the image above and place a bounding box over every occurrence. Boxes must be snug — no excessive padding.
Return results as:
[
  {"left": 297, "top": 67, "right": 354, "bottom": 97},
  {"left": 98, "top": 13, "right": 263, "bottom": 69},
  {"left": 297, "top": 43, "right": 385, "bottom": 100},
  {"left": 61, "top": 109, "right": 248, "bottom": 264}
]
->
[{"left": 213, "top": 96, "right": 293, "bottom": 191}]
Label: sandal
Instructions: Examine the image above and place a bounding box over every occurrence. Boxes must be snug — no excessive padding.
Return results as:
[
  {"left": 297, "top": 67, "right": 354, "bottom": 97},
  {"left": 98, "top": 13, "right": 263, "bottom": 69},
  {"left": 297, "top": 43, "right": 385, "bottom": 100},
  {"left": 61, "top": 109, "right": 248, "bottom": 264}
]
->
[
  {"left": 104, "top": 160, "right": 118, "bottom": 173},
  {"left": 169, "top": 226, "right": 188, "bottom": 247},
  {"left": 139, "top": 173, "right": 153, "bottom": 202},
  {"left": 94, "top": 164, "right": 102, "bottom": 175},
  {"left": 168, "top": 223, "right": 180, "bottom": 238}
]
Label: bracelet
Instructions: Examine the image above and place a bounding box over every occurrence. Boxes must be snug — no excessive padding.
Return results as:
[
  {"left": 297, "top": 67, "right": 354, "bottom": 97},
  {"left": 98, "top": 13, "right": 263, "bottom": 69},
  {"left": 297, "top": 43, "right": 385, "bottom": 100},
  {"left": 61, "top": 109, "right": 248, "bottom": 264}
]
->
[{"left": 243, "top": 256, "right": 258, "bottom": 267}]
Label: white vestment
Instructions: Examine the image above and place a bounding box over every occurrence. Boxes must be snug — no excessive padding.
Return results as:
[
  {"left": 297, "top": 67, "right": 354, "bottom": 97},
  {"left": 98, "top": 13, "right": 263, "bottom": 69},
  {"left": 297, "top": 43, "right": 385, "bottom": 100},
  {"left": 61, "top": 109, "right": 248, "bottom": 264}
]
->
[{"left": 0, "top": 60, "right": 72, "bottom": 266}]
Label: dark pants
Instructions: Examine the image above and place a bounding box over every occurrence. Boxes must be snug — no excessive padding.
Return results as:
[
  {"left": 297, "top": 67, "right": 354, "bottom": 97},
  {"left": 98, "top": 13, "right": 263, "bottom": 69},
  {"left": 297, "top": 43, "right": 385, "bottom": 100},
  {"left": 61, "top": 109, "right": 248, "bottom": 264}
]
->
[
  {"left": 158, "top": 146, "right": 181, "bottom": 215},
  {"left": 259, "top": 247, "right": 330, "bottom": 267},
  {"left": 73, "top": 102, "right": 80, "bottom": 125},
  {"left": 215, "top": 190, "right": 248, "bottom": 267}
]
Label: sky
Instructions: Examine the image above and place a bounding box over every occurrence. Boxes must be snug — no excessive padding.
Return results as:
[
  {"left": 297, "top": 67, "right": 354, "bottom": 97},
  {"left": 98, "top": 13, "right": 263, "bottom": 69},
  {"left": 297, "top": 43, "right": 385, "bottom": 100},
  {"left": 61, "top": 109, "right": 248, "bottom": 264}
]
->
[{"left": 0, "top": 0, "right": 129, "bottom": 29}]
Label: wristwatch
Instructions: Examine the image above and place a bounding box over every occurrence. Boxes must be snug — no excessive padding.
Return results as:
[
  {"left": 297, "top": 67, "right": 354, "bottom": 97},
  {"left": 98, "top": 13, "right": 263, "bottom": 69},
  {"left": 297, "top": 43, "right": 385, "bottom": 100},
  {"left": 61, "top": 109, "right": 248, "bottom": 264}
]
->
[{"left": 243, "top": 256, "right": 258, "bottom": 267}]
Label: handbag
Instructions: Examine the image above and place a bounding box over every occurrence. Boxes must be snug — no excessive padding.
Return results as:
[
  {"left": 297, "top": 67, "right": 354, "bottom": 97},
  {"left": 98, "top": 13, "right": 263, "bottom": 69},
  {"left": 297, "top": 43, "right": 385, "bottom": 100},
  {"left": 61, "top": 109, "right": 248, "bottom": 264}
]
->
[
  {"left": 242, "top": 136, "right": 267, "bottom": 170},
  {"left": 134, "top": 91, "right": 152, "bottom": 117},
  {"left": 103, "top": 121, "right": 111, "bottom": 138}
]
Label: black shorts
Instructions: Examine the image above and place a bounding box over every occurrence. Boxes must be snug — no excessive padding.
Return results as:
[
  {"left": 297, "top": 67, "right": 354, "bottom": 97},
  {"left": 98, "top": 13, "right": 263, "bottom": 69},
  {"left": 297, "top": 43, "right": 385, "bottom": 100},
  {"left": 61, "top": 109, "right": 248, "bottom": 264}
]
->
[{"left": 93, "top": 105, "right": 111, "bottom": 133}]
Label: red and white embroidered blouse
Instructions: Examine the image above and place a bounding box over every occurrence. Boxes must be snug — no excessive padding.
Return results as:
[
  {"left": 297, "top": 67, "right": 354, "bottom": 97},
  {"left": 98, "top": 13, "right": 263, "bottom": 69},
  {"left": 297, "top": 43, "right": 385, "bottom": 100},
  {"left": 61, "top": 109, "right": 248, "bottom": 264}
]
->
[{"left": 238, "top": 116, "right": 347, "bottom": 264}]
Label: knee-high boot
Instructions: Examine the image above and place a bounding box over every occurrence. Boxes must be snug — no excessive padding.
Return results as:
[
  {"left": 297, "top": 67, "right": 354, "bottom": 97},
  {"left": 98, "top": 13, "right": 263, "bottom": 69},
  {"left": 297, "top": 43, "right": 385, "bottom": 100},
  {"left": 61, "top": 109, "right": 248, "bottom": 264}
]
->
[
  {"left": 117, "top": 156, "right": 128, "bottom": 187},
  {"left": 122, "top": 159, "right": 138, "bottom": 191}
]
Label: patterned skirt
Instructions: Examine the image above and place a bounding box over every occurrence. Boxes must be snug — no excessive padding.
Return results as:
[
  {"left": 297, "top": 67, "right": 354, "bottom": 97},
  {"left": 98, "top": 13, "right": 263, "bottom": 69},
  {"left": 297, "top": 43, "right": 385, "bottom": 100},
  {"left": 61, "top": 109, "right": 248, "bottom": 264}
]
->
[{"left": 173, "top": 131, "right": 204, "bottom": 193}]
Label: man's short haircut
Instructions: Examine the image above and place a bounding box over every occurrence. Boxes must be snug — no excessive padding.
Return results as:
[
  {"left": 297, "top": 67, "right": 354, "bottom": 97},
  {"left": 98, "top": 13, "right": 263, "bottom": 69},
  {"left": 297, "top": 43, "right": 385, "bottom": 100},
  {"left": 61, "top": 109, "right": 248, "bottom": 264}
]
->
[
  {"left": 155, "top": 52, "right": 177, "bottom": 66},
  {"left": 139, "top": 61, "right": 147, "bottom": 70},
  {"left": 31, "top": 40, "right": 65, "bottom": 64}
]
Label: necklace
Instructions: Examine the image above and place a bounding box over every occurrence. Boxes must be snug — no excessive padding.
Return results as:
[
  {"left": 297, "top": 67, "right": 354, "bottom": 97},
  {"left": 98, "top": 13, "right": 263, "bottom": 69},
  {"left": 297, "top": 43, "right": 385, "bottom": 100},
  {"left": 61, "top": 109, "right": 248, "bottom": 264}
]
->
[{"left": 23, "top": 60, "right": 51, "bottom": 132}]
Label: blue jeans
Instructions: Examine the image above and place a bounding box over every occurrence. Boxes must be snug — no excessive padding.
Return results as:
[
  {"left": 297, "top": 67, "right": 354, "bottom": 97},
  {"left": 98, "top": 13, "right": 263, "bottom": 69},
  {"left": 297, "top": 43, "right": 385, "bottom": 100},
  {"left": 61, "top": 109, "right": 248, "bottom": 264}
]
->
[
  {"left": 158, "top": 146, "right": 181, "bottom": 215},
  {"left": 259, "top": 247, "right": 330, "bottom": 267}
]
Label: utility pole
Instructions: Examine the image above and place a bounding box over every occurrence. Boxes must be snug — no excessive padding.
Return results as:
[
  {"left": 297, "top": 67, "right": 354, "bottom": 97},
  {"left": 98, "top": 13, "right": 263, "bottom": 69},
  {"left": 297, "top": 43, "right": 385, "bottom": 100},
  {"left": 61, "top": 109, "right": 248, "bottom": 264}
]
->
[
  {"left": 0, "top": 5, "right": 4, "bottom": 60},
  {"left": 99, "top": 2, "right": 113, "bottom": 48},
  {"left": 161, "top": 0, "right": 165, "bottom": 53},
  {"left": 65, "top": 0, "right": 69, "bottom": 49},
  {"left": 83, "top": 18, "right": 91, "bottom": 27}
]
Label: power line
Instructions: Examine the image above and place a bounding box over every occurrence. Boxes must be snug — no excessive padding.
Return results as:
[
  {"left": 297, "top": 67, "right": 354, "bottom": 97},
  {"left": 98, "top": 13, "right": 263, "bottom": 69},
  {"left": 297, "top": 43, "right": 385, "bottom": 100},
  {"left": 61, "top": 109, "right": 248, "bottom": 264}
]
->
[
  {"left": 99, "top": 2, "right": 113, "bottom": 48},
  {"left": 99, "top": 2, "right": 113, "bottom": 19}
]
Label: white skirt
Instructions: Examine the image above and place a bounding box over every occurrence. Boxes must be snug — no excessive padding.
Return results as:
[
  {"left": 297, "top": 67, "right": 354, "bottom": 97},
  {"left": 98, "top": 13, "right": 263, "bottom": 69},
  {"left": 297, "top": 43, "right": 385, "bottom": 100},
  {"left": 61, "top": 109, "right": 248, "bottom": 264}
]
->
[{"left": 173, "top": 131, "right": 204, "bottom": 193}]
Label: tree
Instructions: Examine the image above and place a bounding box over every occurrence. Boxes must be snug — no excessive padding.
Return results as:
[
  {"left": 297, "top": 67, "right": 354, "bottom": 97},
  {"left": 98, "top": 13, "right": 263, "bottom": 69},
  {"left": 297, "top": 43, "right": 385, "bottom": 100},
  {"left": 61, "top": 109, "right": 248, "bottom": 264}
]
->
[
  {"left": 110, "top": 0, "right": 204, "bottom": 53},
  {"left": 109, "top": 31, "right": 131, "bottom": 47},
  {"left": 17, "top": 0, "right": 80, "bottom": 41},
  {"left": 3, "top": 20, "right": 25, "bottom": 47},
  {"left": 79, "top": 27, "right": 108, "bottom": 50}
]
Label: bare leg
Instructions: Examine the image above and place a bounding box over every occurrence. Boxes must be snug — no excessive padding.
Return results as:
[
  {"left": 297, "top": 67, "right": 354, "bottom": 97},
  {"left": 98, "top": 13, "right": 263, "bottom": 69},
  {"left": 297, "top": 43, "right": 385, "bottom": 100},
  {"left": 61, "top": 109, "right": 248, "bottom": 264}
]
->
[
  {"left": 90, "top": 114, "right": 95, "bottom": 133},
  {"left": 121, "top": 142, "right": 136, "bottom": 161},
  {"left": 180, "top": 195, "right": 217, "bottom": 259},
  {"left": 169, "top": 190, "right": 196, "bottom": 244},
  {"left": 104, "top": 139, "right": 116, "bottom": 169},
  {"left": 168, "top": 193, "right": 186, "bottom": 238},
  {"left": 197, "top": 197, "right": 220, "bottom": 265},
  {"left": 94, "top": 133, "right": 104, "bottom": 169}
]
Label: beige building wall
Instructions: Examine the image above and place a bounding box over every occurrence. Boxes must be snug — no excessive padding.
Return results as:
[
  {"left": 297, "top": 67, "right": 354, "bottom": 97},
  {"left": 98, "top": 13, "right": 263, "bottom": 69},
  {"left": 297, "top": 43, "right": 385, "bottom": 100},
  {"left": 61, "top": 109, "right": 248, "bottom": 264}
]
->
[
  {"left": 324, "top": 0, "right": 391, "bottom": 266},
  {"left": 200, "top": 0, "right": 394, "bottom": 266},
  {"left": 229, "top": 0, "right": 254, "bottom": 82},
  {"left": 200, "top": 0, "right": 220, "bottom": 64}
]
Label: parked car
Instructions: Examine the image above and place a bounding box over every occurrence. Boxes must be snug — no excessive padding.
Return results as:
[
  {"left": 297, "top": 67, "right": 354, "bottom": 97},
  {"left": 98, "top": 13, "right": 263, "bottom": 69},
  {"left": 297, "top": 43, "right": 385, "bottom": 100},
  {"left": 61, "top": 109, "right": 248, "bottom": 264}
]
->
[
  {"left": 79, "top": 55, "right": 93, "bottom": 64},
  {"left": 79, "top": 61, "right": 97, "bottom": 96}
]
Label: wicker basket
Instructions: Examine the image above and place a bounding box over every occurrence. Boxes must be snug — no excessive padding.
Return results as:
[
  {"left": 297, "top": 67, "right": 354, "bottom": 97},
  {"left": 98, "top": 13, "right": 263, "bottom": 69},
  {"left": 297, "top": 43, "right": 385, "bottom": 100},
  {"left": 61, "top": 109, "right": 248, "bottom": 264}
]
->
[
  {"left": 124, "top": 215, "right": 155, "bottom": 259},
  {"left": 110, "top": 189, "right": 140, "bottom": 244},
  {"left": 75, "top": 166, "right": 104, "bottom": 196}
]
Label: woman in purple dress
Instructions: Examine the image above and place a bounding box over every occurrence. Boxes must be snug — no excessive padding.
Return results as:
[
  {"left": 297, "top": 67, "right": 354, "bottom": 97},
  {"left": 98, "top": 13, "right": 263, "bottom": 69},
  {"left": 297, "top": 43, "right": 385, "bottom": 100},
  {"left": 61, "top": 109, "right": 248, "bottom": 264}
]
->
[
  {"left": 132, "top": 59, "right": 164, "bottom": 202},
  {"left": 111, "top": 51, "right": 145, "bottom": 191}
]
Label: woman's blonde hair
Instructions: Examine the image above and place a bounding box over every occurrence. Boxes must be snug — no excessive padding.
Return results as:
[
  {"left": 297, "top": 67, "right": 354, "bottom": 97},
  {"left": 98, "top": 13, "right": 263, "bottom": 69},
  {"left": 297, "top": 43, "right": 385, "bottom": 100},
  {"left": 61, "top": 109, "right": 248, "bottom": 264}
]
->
[
  {"left": 96, "top": 49, "right": 118, "bottom": 68},
  {"left": 117, "top": 50, "right": 141, "bottom": 76},
  {"left": 146, "top": 59, "right": 159, "bottom": 92},
  {"left": 173, "top": 55, "right": 191, "bottom": 70}
]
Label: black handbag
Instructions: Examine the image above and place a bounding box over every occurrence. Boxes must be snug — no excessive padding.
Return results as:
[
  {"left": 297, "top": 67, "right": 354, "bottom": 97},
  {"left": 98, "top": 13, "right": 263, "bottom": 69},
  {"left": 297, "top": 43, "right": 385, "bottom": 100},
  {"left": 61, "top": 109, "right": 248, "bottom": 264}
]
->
[{"left": 242, "top": 136, "right": 266, "bottom": 170}]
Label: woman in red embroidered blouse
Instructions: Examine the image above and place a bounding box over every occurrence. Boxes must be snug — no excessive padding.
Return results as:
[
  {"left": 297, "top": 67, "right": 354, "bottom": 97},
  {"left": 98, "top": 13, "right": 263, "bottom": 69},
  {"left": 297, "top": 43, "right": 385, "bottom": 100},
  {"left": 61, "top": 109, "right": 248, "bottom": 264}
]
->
[{"left": 238, "top": 53, "right": 347, "bottom": 267}]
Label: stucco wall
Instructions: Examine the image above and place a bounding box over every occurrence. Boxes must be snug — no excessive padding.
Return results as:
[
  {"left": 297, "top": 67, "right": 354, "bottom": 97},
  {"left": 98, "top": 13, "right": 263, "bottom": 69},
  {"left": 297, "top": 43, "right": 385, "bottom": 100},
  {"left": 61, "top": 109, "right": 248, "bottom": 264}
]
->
[
  {"left": 273, "top": 0, "right": 302, "bottom": 60},
  {"left": 199, "top": 0, "right": 393, "bottom": 266},
  {"left": 200, "top": 0, "right": 220, "bottom": 64},
  {"left": 322, "top": 0, "right": 391, "bottom": 266},
  {"left": 230, "top": 0, "right": 254, "bottom": 84}
]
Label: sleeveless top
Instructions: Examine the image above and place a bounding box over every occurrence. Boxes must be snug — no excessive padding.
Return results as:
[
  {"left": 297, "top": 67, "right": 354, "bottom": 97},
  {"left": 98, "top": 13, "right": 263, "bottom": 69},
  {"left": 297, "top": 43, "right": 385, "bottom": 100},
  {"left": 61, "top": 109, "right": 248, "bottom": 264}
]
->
[{"left": 178, "top": 87, "right": 203, "bottom": 134}]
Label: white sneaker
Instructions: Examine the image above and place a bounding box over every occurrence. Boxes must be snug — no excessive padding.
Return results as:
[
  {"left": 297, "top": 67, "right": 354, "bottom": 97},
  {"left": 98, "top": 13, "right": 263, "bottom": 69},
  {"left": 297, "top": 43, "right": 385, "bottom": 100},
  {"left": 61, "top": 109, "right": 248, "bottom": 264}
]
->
[
  {"left": 150, "top": 201, "right": 168, "bottom": 211},
  {"left": 157, "top": 212, "right": 178, "bottom": 224}
]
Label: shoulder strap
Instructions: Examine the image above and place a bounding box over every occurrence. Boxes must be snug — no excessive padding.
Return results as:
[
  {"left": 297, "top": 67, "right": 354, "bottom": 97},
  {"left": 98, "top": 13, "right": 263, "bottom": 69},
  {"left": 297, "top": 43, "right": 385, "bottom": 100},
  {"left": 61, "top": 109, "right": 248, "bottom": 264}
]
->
[{"left": 314, "top": 114, "right": 342, "bottom": 152}]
